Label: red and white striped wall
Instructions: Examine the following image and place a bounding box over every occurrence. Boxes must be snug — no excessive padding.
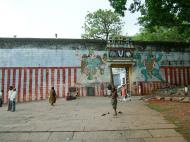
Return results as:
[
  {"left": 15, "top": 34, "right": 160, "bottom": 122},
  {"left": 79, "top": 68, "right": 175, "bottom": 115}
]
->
[
  {"left": 161, "top": 66, "right": 190, "bottom": 86},
  {"left": 0, "top": 67, "right": 107, "bottom": 104},
  {"left": 0, "top": 67, "right": 80, "bottom": 104},
  {"left": 133, "top": 81, "right": 162, "bottom": 95},
  {"left": 133, "top": 66, "right": 190, "bottom": 95}
]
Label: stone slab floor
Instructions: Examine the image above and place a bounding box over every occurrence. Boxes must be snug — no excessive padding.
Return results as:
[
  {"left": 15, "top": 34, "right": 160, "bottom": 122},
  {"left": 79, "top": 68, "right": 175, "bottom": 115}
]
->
[{"left": 0, "top": 97, "right": 187, "bottom": 142}]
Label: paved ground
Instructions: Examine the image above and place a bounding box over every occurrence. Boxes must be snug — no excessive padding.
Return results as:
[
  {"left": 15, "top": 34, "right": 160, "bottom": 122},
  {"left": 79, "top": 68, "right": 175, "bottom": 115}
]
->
[{"left": 0, "top": 96, "right": 187, "bottom": 142}]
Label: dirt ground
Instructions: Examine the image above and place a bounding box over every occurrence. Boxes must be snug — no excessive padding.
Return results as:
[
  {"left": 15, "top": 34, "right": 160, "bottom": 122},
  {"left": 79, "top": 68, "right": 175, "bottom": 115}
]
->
[{"left": 146, "top": 99, "right": 190, "bottom": 142}]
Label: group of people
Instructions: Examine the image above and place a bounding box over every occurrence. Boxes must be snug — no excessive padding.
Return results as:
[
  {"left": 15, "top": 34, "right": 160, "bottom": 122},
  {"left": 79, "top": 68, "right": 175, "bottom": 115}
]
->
[{"left": 0, "top": 86, "right": 18, "bottom": 112}]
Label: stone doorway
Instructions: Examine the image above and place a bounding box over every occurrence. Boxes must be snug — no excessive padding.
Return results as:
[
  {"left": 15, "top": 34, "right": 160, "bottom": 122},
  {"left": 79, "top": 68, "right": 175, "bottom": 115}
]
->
[{"left": 110, "top": 64, "right": 132, "bottom": 96}]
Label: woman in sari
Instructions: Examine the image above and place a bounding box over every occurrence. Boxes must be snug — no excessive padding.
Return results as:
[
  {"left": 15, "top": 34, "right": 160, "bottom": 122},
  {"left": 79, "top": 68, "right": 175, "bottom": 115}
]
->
[{"left": 49, "top": 87, "right": 56, "bottom": 106}]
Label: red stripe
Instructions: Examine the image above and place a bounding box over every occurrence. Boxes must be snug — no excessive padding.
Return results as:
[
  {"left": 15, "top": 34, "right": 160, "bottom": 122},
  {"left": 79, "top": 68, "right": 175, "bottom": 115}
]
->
[
  {"left": 62, "top": 68, "right": 65, "bottom": 97},
  {"left": 7, "top": 69, "right": 11, "bottom": 101},
  {"left": 74, "top": 68, "right": 77, "bottom": 85},
  {"left": 23, "top": 69, "right": 27, "bottom": 102},
  {"left": 35, "top": 69, "right": 38, "bottom": 101},
  {"left": 29, "top": 69, "right": 33, "bottom": 101},
  {"left": 81, "top": 87, "right": 84, "bottom": 96},
  {"left": 178, "top": 68, "right": 182, "bottom": 85},
  {"left": 141, "top": 83, "right": 144, "bottom": 95},
  {"left": 165, "top": 67, "right": 168, "bottom": 83},
  {"left": 170, "top": 67, "right": 173, "bottom": 85},
  {"left": 17, "top": 69, "right": 22, "bottom": 103},
  {"left": 57, "top": 69, "right": 60, "bottom": 97},
  {"left": 46, "top": 69, "right": 49, "bottom": 99},
  {"left": 145, "top": 83, "right": 147, "bottom": 94},
  {"left": 174, "top": 68, "right": 177, "bottom": 85},
  {"left": 2, "top": 69, "right": 5, "bottom": 103},
  {"left": 40, "top": 69, "right": 44, "bottom": 100},
  {"left": 12, "top": 69, "right": 16, "bottom": 87},
  {"left": 183, "top": 68, "right": 186, "bottom": 85},
  {"left": 148, "top": 83, "right": 151, "bottom": 94},
  {"left": 51, "top": 68, "right": 54, "bottom": 87},
  {"left": 68, "top": 68, "right": 71, "bottom": 88},
  {"left": 187, "top": 67, "right": 190, "bottom": 84}
]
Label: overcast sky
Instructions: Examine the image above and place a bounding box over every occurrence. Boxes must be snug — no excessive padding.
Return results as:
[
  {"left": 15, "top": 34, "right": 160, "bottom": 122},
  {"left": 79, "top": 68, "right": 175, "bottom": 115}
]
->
[{"left": 0, "top": 0, "right": 141, "bottom": 39}]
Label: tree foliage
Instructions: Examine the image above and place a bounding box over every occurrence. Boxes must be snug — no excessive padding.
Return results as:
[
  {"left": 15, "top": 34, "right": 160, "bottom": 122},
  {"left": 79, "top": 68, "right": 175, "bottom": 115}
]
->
[
  {"left": 109, "top": 0, "right": 190, "bottom": 41},
  {"left": 81, "top": 9, "right": 124, "bottom": 42},
  {"left": 132, "top": 26, "right": 190, "bottom": 42}
]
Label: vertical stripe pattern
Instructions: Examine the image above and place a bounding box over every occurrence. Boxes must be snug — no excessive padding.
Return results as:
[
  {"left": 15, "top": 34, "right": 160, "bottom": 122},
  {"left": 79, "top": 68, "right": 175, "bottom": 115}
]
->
[{"left": 0, "top": 67, "right": 80, "bottom": 104}]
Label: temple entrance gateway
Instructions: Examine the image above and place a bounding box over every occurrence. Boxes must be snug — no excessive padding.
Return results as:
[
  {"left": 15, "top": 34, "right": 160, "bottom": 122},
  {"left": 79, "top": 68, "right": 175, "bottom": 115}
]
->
[
  {"left": 106, "top": 36, "right": 135, "bottom": 96},
  {"left": 110, "top": 64, "right": 133, "bottom": 96}
]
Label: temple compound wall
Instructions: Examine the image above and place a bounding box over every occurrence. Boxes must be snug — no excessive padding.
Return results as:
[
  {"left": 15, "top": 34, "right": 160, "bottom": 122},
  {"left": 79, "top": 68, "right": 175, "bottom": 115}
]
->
[
  {"left": 131, "top": 41, "right": 190, "bottom": 95},
  {"left": 0, "top": 38, "right": 190, "bottom": 103}
]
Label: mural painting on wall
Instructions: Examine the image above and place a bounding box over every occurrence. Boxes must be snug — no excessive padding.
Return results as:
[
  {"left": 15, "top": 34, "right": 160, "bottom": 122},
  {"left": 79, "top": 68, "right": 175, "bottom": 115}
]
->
[
  {"left": 81, "top": 49, "right": 107, "bottom": 81},
  {"left": 134, "top": 51, "right": 164, "bottom": 81}
]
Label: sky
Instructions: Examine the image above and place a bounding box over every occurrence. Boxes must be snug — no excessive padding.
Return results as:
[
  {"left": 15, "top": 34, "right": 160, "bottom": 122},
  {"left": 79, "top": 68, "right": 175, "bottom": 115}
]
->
[{"left": 0, "top": 0, "right": 141, "bottom": 39}]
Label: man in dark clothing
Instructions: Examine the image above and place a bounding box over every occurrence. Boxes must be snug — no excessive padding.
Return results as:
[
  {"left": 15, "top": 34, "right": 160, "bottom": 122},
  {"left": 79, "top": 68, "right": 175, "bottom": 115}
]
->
[{"left": 111, "top": 87, "right": 118, "bottom": 116}]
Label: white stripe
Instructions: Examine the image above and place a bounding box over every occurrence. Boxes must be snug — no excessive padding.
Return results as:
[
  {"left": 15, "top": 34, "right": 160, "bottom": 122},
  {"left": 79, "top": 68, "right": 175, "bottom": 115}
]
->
[
  {"left": 48, "top": 69, "right": 51, "bottom": 92},
  {"left": 54, "top": 69, "right": 57, "bottom": 94},
  {"left": 59, "top": 69, "right": 63, "bottom": 97},
  {"left": 71, "top": 68, "right": 74, "bottom": 87},
  {"left": 65, "top": 69, "right": 68, "bottom": 96},
  {"left": 76, "top": 68, "right": 81, "bottom": 84},
  {"left": 4, "top": 70, "right": 8, "bottom": 102},
  {"left": 37, "top": 69, "right": 41, "bottom": 100},
  {"left": 26, "top": 69, "right": 30, "bottom": 101},
  {"left": 43, "top": 69, "right": 46, "bottom": 99},
  {"left": 32, "top": 69, "right": 35, "bottom": 100},
  {"left": 20, "top": 69, "right": 24, "bottom": 102},
  {"left": 10, "top": 69, "right": 13, "bottom": 87},
  {"left": 15, "top": 69, "right": 19, "bottom": 102}
]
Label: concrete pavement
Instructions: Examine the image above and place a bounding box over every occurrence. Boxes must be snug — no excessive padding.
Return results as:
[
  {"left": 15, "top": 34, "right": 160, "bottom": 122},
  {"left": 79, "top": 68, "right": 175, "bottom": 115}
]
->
[{"left": 0, "top": 97, "right": 187, "bottom": 142}]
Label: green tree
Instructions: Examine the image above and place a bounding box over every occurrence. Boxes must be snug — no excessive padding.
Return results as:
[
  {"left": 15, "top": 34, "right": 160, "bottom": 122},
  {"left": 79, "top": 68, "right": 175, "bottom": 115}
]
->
[
  {"left": 132, "top": 26, "right": 190, "bottom": 41},
  {"left": 109, "top": 0, "right": 190, "bottom": 41},
  {"left": 81, "top": 9, "right": 124, "bottom": 42},
  {"left": 109, "top": 0, "right": 190, "bottom": 27}
]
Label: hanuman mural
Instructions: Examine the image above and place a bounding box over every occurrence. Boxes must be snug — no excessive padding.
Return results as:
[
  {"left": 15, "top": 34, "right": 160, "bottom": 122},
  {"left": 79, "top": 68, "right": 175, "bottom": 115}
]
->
[
  {"left": 81, "top": 49, "right": 107, "bottom": 80},
  {"left": 134, "top": 51, "right": 164, "bottom": 81}
]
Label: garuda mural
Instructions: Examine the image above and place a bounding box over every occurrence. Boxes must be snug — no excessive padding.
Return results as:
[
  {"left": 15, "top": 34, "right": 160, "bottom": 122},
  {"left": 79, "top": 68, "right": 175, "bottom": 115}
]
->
[
  {"left": 134, "top": 51, "right": 164, "bottom": 82},
  {"left": 81, "top": 49, "right": 107, "bottom": 80}
]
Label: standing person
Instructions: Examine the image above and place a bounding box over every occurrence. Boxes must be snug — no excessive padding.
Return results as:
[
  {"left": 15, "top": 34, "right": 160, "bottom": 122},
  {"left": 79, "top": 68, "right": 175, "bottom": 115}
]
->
[
  {"left": 111, "top": 87, "right": 118, "bottom": 116},
  {"left": 49, "top": 87, "right": 56, "bottom": 106},
  {"left": 10, "top": 88, "right": 17, "bottom": 112},
  {"left": 184, "top": 85, "right": 188, "bottom": 96},
  {"left": 0, "top": 90, "right": 3, "bottom": 107},
  {"left": 107, "top": 83, "right": 112, "bottom": 96},
  {"left": 7, "top": 86, "right": 13, "bottom": 111}
]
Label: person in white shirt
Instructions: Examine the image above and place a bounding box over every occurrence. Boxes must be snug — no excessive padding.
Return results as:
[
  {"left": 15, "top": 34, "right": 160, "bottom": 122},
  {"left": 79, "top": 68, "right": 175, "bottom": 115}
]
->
[
  {"left": 10, "top": 88, "right": 17, "bottom": 112},
  {"left": 184, "top": 85, "right": 188, "bottom": 96},
  {"left": 7, "top": 86, "right": 13, "bottom": 111},
  {"left": 0, "top": 90, "right": 3, "bottom": 107}
]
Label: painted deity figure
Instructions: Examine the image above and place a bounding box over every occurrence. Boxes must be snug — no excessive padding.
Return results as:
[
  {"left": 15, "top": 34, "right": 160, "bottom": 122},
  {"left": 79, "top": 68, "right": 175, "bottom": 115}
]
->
[
  {"left": 134, "top": 51, "right": 164, "bottom": 81},
  {"left": 81, "top": 49, "right": 106, "bottom": 80}
]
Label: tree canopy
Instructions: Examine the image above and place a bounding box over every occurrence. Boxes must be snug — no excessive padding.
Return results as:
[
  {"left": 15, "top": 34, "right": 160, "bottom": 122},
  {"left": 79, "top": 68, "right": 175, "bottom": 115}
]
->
[
  {"left": 132, "top": 26, "right": 190, "bottom": 41},
  {"left": 81, "top": 9, "right": 124, "bottom": 42},
  {"left": 109, "top": 0, "right": 190, "bottom": 41}
]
